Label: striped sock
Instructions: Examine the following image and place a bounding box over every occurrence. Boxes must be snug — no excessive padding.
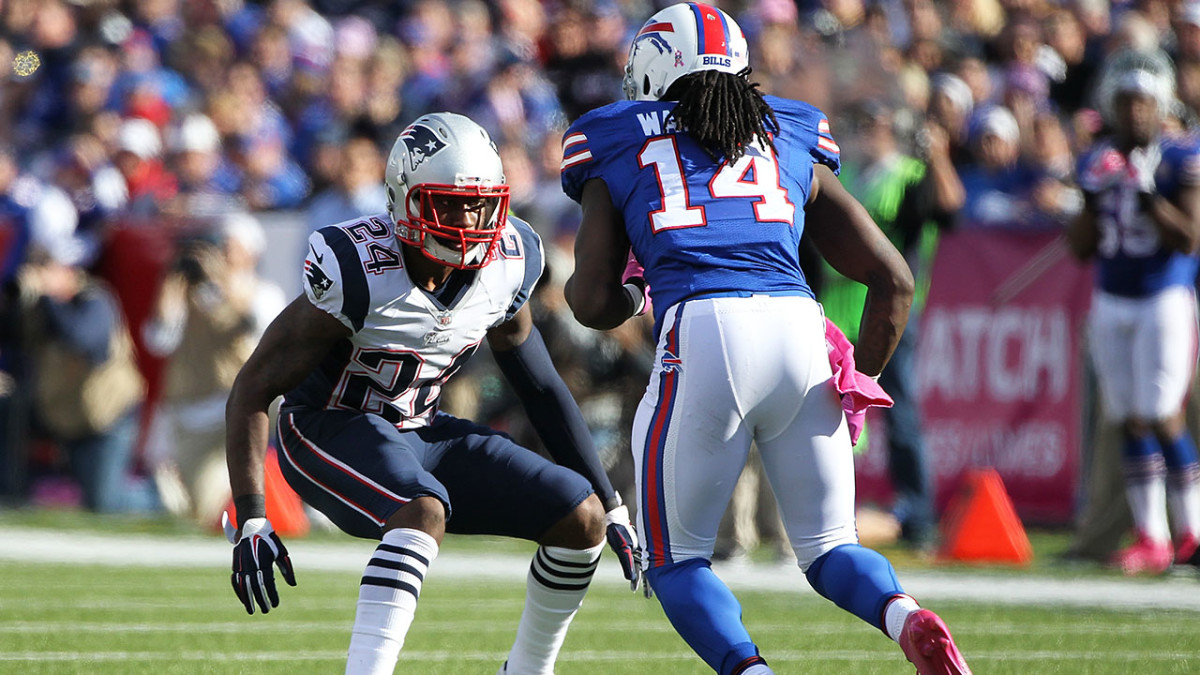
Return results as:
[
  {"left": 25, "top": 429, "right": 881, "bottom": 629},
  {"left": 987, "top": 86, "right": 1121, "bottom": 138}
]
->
[
  {"left": 345, "top": 528, "right": 438, "bottom": 675},
  {"left": 504, "top": 542, "right": 604, "bottom": 674}
]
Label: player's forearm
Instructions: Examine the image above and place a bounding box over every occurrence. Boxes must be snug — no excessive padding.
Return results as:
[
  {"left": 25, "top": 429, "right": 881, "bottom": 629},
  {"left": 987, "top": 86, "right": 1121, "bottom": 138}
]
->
[
  {"left": 225, "top": 380, "right": 273, "bottom": 503},
  {"left": 1142, "top": 193, "right": 1200, "bottom": 253},
  {"left": 564, "top": 275, "right": 635, "bottom": 330},
  {"left": 855, "top": 270, "right": 913, "bottom": 377},
  {"left": 493, "top": 327, "right": 620, "bottom": 508},
  {"left": 927, "top": 153, "right": 965, "bottom": 214}
]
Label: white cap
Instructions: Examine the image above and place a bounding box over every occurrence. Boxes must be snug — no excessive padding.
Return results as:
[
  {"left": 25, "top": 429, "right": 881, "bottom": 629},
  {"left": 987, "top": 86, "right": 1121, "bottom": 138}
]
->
[
  {"left": 221, "top": 211, "right": 265, "bottom": 257},
  {"left": 976, "top": 106, "right": 1020, "bottom": 144},
  {"left": 1182, "top": 2, "right": 1200, "bottom": 27},
  {"left": 932, "top": 72, "right": 974, "bottom": 117},
  {"left": 29, "top": 184, "right": 86, "bottom": 266},
  {"left": 171, "top": 113, "right": 220, "bottom": 153},
  {"left": 118, "top": 117, "right": 162, "bottom": 159}
]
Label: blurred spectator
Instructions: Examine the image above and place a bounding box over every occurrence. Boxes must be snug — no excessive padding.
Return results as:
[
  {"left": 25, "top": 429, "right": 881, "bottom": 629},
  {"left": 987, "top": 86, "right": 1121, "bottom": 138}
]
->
[
  {"left": 142, "top": 211, "right": 284, "bottom": 525},
  {"left": 113, "top": 116, "right": 177, "bottom": 216},
  {"left": 544, "top": 3, "right": 625, "bottom": 122},
  {"left": 16, "top": 185, "right": 154, "bottom": 513},
  {"left": 49, "top": 133, "right": 128, "bottom": 259},
  {"left": 236, "top": 131, "right": 310, "bottom": 210},
  {"left": 1045, "top": 6, "right": 1097, "bottom": 114},
  {"left": 163, "top": 112, "right": 242, "bottom": 220},
  {"left": 821, "top": 99, "right": 963, "bottom": 549},
  {"left": 928, "top": 72, "right": 975, "bottom": 165},
  {"left": 958, "top": 105, "right": 1064, "bottom": 228},
  {"left": 305, "top": 129, "right": 386, "bottom": 232}
]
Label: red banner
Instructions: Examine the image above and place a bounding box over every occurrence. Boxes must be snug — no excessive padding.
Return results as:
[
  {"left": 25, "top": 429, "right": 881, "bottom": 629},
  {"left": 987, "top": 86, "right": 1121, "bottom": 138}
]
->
[{"left": 854, "top": 229, "right": 1094, "bottom": 525}]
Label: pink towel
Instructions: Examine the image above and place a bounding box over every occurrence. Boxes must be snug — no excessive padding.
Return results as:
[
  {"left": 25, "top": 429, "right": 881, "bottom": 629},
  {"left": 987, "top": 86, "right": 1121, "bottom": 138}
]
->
[{"left": 825, "top": 318, "right": 893, "bottom": 446}]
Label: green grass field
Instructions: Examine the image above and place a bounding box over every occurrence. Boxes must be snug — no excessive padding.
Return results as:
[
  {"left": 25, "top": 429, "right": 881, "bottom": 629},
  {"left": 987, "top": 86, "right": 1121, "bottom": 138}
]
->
[{"left": 2, "top": 510, "right": 1200, "bottom": 673}]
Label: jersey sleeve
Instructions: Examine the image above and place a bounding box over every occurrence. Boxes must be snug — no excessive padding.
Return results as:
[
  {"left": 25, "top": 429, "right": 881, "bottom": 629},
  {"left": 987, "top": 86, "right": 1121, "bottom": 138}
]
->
[
  {"left": 560, "top": 117, "right": 600, "bottom": 204},
  {"left": 1076, "top": 144, "right": 1124, "bottom": 194},
  {"left": 303, "top": 226, "right": 370, "bottom": 333},
  {"left": 503, "top": 217, "right": 545, "bottom": 322},
  {"left": 768, "top": 97, "right": 842, "bottom": 174},
  {"left": 1175, "top": 136, "right": 1200, "bottom": 186}
]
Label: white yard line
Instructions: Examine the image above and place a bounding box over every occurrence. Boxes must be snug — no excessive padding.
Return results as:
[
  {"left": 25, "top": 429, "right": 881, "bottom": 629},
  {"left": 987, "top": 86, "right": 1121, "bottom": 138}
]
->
[{"left": 2, "top": 526, "right": 1199, "bottom": 613}]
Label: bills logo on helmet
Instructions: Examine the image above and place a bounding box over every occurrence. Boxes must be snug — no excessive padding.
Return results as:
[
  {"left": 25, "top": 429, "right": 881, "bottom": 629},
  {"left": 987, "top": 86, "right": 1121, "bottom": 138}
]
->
[
  {"left": 400, "top": 123, "right": 447, "bottom": 173},
  {"left": 634, "top": 21, "right": 674, "bottom": 57},
  {"left": 305, "top": 259, "right": 333, "bottom": 299}
]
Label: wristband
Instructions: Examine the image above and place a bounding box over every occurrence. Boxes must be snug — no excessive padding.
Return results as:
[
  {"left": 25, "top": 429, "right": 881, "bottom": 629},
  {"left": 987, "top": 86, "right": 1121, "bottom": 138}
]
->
[
  {"left": 623, "top": 282, "right": 646, "bottom": 317},
  {"left": 234, "top": 494, "right": 267, "bottom": 524}
]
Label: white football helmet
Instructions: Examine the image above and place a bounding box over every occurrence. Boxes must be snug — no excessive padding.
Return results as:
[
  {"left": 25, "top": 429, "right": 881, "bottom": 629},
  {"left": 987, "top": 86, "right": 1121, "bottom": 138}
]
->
[
  {"left": 385, "top": 113, "right": 510, "bottom": 269},
  {"left": 1092, "top": 48, "right": 1177, "bottom": 127},
  {"left": 622, "top": 2, "right": 749, "bottom": 102}
]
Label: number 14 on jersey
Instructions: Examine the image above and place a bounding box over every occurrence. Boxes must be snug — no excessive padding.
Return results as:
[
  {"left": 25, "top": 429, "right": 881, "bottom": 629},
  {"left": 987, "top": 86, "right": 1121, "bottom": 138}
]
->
[{"left": 638, "top": 136, "right": 796, "bottom": 233}]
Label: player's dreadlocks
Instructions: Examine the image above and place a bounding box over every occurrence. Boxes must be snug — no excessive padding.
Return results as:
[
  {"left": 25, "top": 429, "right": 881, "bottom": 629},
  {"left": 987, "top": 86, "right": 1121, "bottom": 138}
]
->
[{"left": 664, "top": 67, "right": 779, "bottom": 164}]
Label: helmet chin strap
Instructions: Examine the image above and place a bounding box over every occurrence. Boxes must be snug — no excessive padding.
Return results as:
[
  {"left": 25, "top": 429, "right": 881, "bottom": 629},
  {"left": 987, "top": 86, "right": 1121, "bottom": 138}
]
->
[{"left": 423, "top": 234, "right": 485, "bottom": 268}]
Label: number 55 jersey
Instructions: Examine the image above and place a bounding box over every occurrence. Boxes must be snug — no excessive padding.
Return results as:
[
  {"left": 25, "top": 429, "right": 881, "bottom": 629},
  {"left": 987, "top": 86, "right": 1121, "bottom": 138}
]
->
[
  {"left": 560, "top": 96, "right": 840, "bottom": 328},
  {"left": 283, "top": 213, "right": 542, "bottom": 430}
]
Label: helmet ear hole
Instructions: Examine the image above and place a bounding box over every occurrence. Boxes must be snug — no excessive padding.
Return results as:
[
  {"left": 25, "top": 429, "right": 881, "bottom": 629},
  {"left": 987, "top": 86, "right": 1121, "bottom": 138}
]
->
[{"left": 643, "top": 75, "right": 651, "bottom": 97}]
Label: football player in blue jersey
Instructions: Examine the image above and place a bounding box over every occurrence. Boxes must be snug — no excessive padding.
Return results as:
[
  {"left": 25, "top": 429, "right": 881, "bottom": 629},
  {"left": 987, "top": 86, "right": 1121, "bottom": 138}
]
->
[
  {"left": 223, "top": 112, "right": 640, "bottom": 674},
  {"left": 561, "top": 3, "right": 970, "bottom": 674},
  {"left": 1069, "top": 52, "right": 1200, "bottom": 576}
]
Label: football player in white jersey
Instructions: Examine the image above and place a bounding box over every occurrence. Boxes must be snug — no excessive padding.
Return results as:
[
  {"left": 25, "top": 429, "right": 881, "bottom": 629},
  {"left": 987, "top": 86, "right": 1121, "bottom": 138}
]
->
[
  {"left": 562, "top": 4, "right": 969, "bottom": 675},
  {"left": 224, "top": 113, "right": 639, "bottom": 675},
  {"left": 1069, "top": 53, "right": 1200, "bottom": 575}
]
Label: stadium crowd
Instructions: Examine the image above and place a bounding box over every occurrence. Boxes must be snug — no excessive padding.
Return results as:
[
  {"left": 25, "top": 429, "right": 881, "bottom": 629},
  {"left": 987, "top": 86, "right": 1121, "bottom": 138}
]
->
[{"left": 0, "top": 0, "right": 1198, "bottom": 566}]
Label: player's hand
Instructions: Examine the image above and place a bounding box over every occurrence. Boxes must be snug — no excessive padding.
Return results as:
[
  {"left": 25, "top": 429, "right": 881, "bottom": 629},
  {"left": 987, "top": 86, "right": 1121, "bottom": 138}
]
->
[
  {"left": 604, "top": 505, "right": 642, "bottom": 592},
  {"left": 223, "top": 511, "right": 296, "bottom": 615},
  {"left": 1127, "top": 145, "right": 1161, "bottom": 195}
]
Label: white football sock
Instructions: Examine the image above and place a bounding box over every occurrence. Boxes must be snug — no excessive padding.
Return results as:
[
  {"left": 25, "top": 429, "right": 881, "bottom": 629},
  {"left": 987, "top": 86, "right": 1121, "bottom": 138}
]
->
[
  {"left": 883, "top": 594, "right": 921, "bottom": 644},
  {"left": 504, "top": 542, "right": 604, "bottom": 674},
  {"left": 1126, "top": 474, "right": 1170, "bottom": 543},
  {"left": 345, "top": 528, "right": 438, "bottom": 675},
  {"left": 1168, "top": 466, "right": 1200, "bottom": 540}
]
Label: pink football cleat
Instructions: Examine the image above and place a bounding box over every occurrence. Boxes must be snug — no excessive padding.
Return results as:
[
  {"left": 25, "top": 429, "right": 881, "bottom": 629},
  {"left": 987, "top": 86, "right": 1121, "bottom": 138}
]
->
[
  {"left": 1175, "top": 534, "right": 1199, "bottom": 566},
  {"left": 1112, "top": 534, "right": 1173, "bottom": 576},
  {"left": 899, "top": 609, "right": 971, "bottom": 675}
]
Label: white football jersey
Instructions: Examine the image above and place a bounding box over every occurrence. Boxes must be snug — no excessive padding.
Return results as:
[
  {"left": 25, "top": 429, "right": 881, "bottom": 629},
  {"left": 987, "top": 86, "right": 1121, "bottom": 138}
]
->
[{"left": 284, "top": 212, "right": 543, "bottom": 429}]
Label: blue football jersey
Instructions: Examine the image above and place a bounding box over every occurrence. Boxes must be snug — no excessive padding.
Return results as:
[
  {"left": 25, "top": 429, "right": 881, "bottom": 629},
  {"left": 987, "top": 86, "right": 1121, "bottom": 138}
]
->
[
  {"left": 561, "top": 95, "right": 840, "bottom": 329},
  {"left": 1077, "top": 133, "right": 1200, "bottom": 297}
]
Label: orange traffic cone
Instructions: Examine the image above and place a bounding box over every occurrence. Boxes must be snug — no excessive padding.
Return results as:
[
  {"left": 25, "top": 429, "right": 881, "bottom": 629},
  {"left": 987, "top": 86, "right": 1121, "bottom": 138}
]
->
[
  {"left": 221, "top": 448, "right": 310, "bottom": 537},
  {"left": 937, "top": 468, "right": 1032, "bottom": 565}
]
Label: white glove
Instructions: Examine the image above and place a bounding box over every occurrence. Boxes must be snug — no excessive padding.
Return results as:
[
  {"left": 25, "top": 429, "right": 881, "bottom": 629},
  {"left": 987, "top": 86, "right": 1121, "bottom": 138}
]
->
[
  {"left": 1127, "top": 145, "right": 1162, "bottom": 194},
  {"left": 223, "top": 511, "right": 296, "bottom": 615}
]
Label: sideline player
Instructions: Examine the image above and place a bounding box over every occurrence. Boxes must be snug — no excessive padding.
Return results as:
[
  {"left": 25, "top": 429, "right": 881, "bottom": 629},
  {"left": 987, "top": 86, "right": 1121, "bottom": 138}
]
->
[
  {"left": 224, "top": 112, "right": 640, "bottom": 674},
  {"left": 561, "top": 4, "right": 971, "bottom": 674},
  {"left": 1069, "top": 53, "right": 1200, "bottom": 575}
]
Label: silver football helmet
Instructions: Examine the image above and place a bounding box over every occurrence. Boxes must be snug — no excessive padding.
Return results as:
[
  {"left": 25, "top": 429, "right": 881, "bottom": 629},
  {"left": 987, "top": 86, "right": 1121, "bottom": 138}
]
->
[
  {"left": 385, "top": 113, "right": 510, "bottom": 269},
  {"left": 622, "top": 2, "right": 749, "bottom": 102}
]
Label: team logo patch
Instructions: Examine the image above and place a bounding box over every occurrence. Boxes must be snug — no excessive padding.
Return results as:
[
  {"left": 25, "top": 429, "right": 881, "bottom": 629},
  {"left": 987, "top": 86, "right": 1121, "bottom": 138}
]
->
[
  {"left": 661, "top": 349, "right": 682, "bottom": 373},
  {"left": 400, "top": 123, "right": 446, "bottom": 173},
  {"left": 305, "top": 260, "right": 333, "bottom": 300}
]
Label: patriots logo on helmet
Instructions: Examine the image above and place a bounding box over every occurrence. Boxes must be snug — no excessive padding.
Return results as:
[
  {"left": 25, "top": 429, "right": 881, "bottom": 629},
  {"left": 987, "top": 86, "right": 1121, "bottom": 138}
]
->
[
  {"left": 400, "top": 123, "right": 446, "bottom": 173},
  {"left": 305, "top": 259, "right": 333, "bottom": 299}
]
